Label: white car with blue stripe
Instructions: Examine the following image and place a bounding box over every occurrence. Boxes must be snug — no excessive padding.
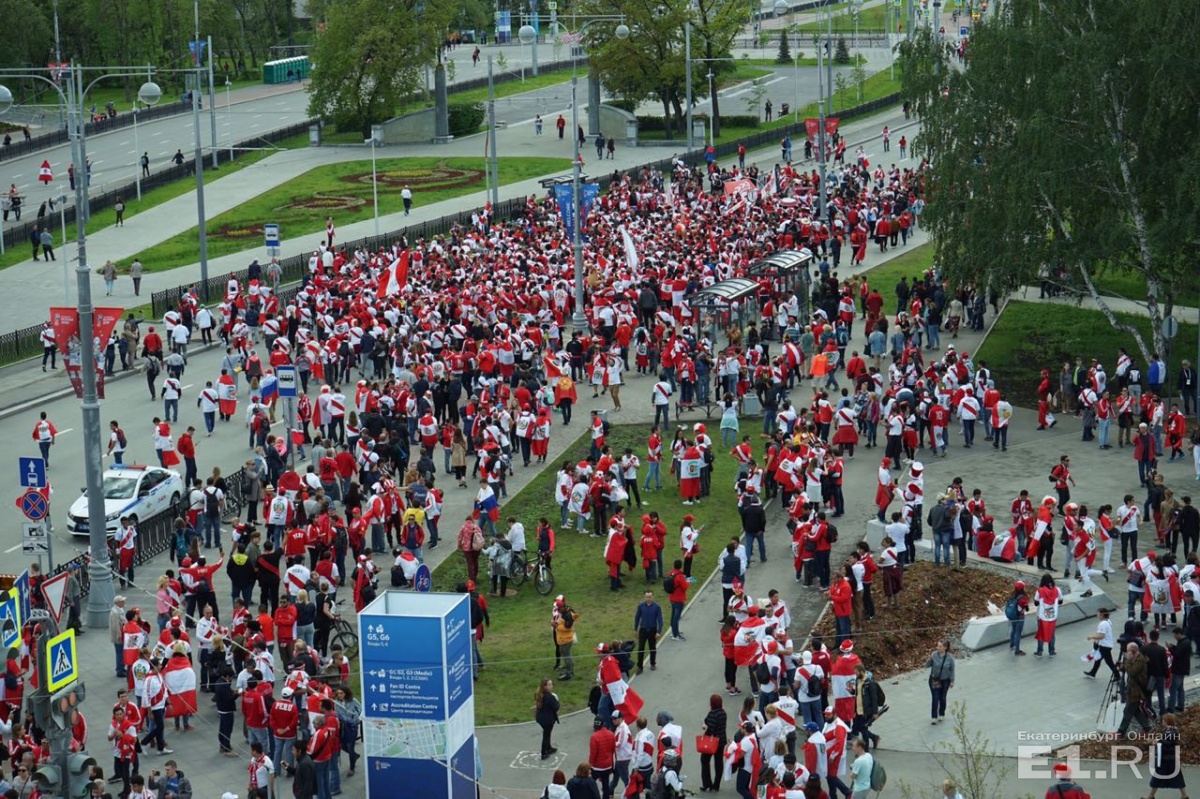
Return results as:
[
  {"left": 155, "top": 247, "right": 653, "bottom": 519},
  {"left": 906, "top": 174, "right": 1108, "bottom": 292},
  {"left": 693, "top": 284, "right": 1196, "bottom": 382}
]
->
[{"left": 67, "top": 464, "right": 184, "bottom": 537}]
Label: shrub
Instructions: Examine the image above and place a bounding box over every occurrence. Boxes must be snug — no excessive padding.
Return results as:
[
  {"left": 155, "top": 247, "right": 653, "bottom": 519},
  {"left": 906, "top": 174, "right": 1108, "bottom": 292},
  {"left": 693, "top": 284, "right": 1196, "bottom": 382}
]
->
[{"left": 447, "top": 102, "right": 486, "bottom": 137}]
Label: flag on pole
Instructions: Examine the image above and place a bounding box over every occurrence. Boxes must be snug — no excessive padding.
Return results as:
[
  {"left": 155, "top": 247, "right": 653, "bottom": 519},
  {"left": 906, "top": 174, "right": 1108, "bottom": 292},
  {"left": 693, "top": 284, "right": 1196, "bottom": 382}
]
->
[
  {"left": 620, "top": 225, "right": 640, "bottom": 272},
  {"left": 376, "top": 251, "right": 408, "bottom": 298},
  {"left": 38, "top": 161, "right": 53, "bottom": 184}
]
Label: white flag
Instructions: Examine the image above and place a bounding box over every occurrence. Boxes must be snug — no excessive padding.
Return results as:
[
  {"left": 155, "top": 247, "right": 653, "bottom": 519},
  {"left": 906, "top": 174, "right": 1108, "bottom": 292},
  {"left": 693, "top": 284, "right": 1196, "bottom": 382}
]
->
[{"left": 620, "top": 225, "right": 639, "bottom": 272}]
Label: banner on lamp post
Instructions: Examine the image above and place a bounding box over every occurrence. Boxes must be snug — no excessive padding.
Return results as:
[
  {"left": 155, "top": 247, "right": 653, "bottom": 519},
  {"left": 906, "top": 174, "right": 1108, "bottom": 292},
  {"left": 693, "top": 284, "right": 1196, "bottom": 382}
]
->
[
  {"left": 554, "top": 182, "right": 599, "bottom": 242},
  {"left": 49, "top": 306, "right": 125, "bottom": 399}
]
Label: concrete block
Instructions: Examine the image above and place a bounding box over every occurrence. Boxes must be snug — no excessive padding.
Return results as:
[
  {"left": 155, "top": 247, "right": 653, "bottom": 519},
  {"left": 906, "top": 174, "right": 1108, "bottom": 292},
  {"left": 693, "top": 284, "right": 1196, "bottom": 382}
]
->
[
  {"left": 864, "top": 519, "right": 887, "bottom": 549},
  {"left": 960, "top": 584, "right": 1116, "bottom": 651}
]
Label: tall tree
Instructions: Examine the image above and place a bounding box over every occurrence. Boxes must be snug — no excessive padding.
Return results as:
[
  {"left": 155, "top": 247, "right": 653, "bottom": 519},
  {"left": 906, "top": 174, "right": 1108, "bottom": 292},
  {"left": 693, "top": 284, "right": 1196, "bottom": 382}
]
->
[
  {"left": 901, "top": 0, "right": 1200, "bottom": 363},
  {"left": 306, "top": 0, "right": 449, "bottom": 138}
]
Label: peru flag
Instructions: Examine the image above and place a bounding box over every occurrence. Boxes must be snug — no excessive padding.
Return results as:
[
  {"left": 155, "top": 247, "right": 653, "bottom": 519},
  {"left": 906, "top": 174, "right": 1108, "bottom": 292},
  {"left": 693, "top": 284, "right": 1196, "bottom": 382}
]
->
[
  {"left": 162, "top": 658, "right": 197, "bottom": 718},
  {"left": 376, "top": 251, "right": 409, "bottom": 299}
]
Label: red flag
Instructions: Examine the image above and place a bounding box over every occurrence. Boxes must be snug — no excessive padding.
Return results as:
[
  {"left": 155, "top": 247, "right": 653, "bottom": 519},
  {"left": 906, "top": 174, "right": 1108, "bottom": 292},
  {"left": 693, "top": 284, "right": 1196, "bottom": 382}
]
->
[
  {"left": 376, "top": 252, "right": 408, "bottom": 299},
  {"left": 93, "top": 307, "right": 124, "bottom": 345},
  {"left": 394, "top": 250, "right": 409, "bottom": 288},
  {"left": 618, "top": 687, "right": 644, "bottom": 724},
  {"left": 38, "top": 160, "right": 53, "bottom": 184}
]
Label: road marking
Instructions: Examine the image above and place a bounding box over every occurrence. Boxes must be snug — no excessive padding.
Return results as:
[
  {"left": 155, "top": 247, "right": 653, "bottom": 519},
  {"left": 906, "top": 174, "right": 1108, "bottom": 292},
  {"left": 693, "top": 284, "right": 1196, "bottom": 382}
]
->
[
  {"left": 57, "top": 428, "right": 74, "bottom": 435},
  {"left": 117, "top": 140, "right": 129, "bottom": 146},
  {"left": 182, "top": 384, "right": 194, "bottom": 390},
  {"left": 3, "top": 544, "right": 20, "bottom": 554}
]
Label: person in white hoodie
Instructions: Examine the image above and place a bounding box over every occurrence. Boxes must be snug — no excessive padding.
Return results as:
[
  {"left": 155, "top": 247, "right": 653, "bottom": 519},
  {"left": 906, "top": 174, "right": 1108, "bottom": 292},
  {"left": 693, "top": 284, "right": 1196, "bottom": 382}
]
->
[{"left": 540, "top": 770, "right": 570, "bottom": 799}]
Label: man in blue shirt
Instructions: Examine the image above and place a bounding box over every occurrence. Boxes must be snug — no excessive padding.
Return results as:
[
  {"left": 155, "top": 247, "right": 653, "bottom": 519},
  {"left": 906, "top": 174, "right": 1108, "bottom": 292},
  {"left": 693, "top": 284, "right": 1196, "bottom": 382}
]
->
[{"left": 633, "top": 590, "right": 664, "bottom": 673}]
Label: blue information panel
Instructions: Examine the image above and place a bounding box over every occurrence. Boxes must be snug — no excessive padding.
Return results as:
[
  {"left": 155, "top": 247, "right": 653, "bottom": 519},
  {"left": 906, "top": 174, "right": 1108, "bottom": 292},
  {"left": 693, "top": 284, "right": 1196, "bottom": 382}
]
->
[{"left": 360, "top": 592, "right": 476, "bottom": 799}]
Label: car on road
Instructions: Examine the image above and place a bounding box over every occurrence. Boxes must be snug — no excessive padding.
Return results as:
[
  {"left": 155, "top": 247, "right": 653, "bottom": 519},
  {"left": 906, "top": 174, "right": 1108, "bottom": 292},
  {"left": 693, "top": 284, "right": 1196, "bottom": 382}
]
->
[{"left": 67, "top": 464, "right": 184, "bottom": 537}]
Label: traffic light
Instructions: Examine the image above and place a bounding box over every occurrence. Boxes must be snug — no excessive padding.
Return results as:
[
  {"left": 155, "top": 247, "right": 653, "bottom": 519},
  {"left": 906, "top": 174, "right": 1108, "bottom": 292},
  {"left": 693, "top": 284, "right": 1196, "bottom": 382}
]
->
[
  {"left": 32, "top": 764, "right": 63, "bottom": 799},
  {"left": 50, "top": 683, "right": 86, "bottom": 730},
  {"left": 65, "top": 753, "right": 97, "bottom": 799}
]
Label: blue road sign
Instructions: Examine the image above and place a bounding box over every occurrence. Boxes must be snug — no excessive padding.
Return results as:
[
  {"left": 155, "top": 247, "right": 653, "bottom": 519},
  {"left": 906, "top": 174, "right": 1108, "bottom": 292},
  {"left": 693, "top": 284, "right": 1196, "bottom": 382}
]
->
[
  {"left": 0, "top": 593, "right": 20, "bottom": 650},
  {"left": 19, "top": 457, "right": 46, "bottom": 489},
  {"left": 277, "top": 366, "right": 297, "bottom": 398},
  {"left": 46, "top": 629, "right": 78, "bottom": 692},
  {"left": 264, "top": 223, "right": 281, "bottom": 248},
  {"left": 959, "top": 26, "right": 968, "bottom": 36},
  {"left": 18, "top": 489, "right": 48, "bottom": 521},
  {"left": 415, "top": 564, "right": 432, "bottom": 593},
  {"left": 14, "top": 572, "right": 29, "bottom": 633}
]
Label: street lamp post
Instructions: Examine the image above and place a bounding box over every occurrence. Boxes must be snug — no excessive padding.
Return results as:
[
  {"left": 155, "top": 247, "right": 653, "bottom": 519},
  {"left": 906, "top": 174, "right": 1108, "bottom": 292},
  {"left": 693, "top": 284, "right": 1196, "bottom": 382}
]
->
[
  {"left": 776, "top": 0, "right": 827, "bottom": 222},
  {"left": 132, "top": 81, "right": 163, "bottom": 202},
  {"left": 486, "top": 56, "right": 499, "bottom": 210},
  {"left": 0, "top": 68, "right": 159, "bottom": 630},
  {"left": 685, "top": 20, "right": 693, "bottom": 152},
  {"left": 193, "top": 0, "right": 210, "bottom": 301},
  {"left": 225, "top": 78, "right": 233, "bottom": 160},
  {"left": 524, "top": 18, "right": 628, "bottom": 331},
  {"left": 365, "top": 131, "right": 379, "bottom": 237}
]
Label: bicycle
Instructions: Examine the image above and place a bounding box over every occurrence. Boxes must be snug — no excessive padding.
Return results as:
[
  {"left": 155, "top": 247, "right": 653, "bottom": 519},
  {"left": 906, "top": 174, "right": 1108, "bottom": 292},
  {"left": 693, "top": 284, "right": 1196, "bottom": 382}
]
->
[
  {"left": 509, "top": 550, "right": 529, "bottom": 587},
  {"left": 527, "top": 551, "right": 555, "bottom": 595},
  {"left": 330, "top": 616, "right": 360, "bottom": 661}
]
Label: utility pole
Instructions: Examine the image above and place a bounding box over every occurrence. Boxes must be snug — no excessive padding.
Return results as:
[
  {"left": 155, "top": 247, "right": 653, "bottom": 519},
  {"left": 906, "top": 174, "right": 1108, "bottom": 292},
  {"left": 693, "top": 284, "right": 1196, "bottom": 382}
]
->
[
  {"left": 685, "top": 20, "right": 693, "bottom": 152},
  {"left": 193, "top": 0, "right": 210, "bottom": 300},
  {"left": 487, "top": 56, "right": 499, "bottom": 209}
]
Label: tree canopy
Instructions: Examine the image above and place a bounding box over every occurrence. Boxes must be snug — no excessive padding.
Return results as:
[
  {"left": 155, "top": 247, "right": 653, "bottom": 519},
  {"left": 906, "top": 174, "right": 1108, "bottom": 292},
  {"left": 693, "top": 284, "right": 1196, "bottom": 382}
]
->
[
  {"left": 899, "top": 0, "right": 1200, "bottom": 362},
  {"left": 306, "top": 0, "right": 450, "bottom": 138},
  {"left": 576, "top": 0, "right": 749, "bottom": 138}
]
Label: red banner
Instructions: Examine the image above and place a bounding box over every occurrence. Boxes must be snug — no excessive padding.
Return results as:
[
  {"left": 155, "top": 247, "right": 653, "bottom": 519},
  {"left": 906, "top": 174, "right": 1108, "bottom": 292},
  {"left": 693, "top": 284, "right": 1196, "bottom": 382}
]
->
[
  {"left": 805, "top": 118, "right": 819, "bottom": 139},
  {"left": 50, "top": 307, "right": 123, "bottom": 399},
  {"left": 826, "top": 117, "right": 840, "bottom": 136}
]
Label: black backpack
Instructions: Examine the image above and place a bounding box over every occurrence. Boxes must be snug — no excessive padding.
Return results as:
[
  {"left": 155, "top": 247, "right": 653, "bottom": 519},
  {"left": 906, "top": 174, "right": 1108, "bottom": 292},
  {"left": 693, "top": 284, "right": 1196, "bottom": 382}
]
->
[
  {"left": 755, "top": 659, "right": 774, "bottom": 684},
  {"left": 663, "top": 575, "right": 677, "bottom": 594},
  {"left": 205, "top": 488, "right": 220, "bottom": 516},
  {"left": 825, "top": 522, "right": 838, "bottom": 544}
]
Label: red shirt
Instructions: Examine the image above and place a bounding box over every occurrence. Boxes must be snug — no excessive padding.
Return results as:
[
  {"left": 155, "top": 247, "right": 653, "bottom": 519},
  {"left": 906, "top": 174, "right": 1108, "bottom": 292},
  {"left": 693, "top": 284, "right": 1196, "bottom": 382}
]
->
[
  {"left": 176, "top": 434, "right": 195, "bottom": 459},
  {"left": 667, "top": 569, "right": 689, "bottom": 604},
  {"left": 588, "top": 727, "right": 616, "bottom": 770}
]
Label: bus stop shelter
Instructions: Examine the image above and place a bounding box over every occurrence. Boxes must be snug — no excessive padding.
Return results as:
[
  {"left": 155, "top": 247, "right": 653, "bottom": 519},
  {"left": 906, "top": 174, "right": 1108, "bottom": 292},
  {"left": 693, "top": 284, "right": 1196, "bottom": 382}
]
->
[{"left": 747, "top": 248, "right": 814, "bottom": 318}]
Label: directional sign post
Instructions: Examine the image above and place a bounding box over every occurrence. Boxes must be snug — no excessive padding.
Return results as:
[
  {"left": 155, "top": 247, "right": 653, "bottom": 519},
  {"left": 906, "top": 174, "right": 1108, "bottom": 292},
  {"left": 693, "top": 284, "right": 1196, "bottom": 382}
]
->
[
  {"left": 276, "top": 365, "right": 297, "bottom": 398},
  {"left": 264, "top": 223, "right": 281, "bottom": 257},
  {"left": 19, "top": 457, "right": 47, "bottom": 489},
  {"left": 45, "top": 629, "right": 78, "bottom": 693}
]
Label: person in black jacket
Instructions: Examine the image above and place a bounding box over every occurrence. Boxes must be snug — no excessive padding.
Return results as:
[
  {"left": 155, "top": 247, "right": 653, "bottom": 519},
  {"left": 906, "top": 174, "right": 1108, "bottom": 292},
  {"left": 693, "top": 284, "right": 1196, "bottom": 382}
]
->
[
  {"left": 292, "top": 742, "right": 317, "bottom": 799},
  {"left": 1169, "top": 627, "right": 1193, "bottom": 713},
  {"left": 1142, "top": 628, "right": 1170, "bottom": 717},
  {"left": 741, "top": 493, "right": 768, "bottom": 563},
  {"left": 212, "top": 666, "right": 238, "bottom": 756},
  {"left": 534, "top": 678, "right": 560, "bottom": 759},
  {"left": 1176, "top": 496, "right": 1200, "bottom": 557},
  {"left": 699, "top": 693, "right": 727, "bottom": 792}
]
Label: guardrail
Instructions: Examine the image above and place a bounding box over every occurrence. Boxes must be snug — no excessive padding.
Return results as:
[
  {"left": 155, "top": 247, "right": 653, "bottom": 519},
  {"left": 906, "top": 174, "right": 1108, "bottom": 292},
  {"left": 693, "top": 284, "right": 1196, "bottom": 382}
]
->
[{"left": 0, "top": 97, "right": 204, "bottom": 164}]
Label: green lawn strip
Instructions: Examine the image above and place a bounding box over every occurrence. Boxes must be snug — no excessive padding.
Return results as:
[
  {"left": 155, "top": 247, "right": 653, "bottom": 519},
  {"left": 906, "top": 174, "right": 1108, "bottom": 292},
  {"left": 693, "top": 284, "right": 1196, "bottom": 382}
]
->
[
  {"left": 451, "top": 69, "right": 591, "bottom": 106},
  {"left": 976, "top": 300, "right": 1198, "bottom": 409},
  {"left": 0, "top": 133, "right": 309, "bottom": 274},
  {"left": 433, "top": 423, "right": 743, "bottom": 725},
  {"left": 125, "top": 156, "right": 570, "bottom": 270},
  {"left": 739, "top": 55, "right": 866, "bottom": 68},
  {"left": 858, "top": 241, "right": 937, "bottom": 291},
  {"left": 793, "top": 3, "right": 890, "bottom": 34},
  {"left": 639, "top": 68, "right": 901, "bottom": 142}
]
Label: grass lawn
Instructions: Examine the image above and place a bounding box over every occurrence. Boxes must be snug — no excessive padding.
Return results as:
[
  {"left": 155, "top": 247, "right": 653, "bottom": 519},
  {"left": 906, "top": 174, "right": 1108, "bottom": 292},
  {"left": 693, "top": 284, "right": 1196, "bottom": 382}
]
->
[
  {"left": 434, "top": 424, "right": 745, "bottom": 725},
  {"left": 125, "top": 156, "right": 570, "bottom": 269},
  {"left": 976, "top": 300, "right": 1199, "bottom": 408},
  {"left": 0, "top": 133, "right": 309, "bottom": 274},
  {"left": 859, "top": 241, "right": 937, "bottom": 292},
  {"left": 793, "top": 2, "right": 890, "bottom": 34}
]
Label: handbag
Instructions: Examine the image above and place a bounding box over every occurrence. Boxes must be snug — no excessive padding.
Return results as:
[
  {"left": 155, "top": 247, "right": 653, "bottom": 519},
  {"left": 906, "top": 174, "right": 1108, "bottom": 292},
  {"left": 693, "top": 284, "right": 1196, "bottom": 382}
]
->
[{"left": 695, "top": 735, "right": 721, "bottom": 755}]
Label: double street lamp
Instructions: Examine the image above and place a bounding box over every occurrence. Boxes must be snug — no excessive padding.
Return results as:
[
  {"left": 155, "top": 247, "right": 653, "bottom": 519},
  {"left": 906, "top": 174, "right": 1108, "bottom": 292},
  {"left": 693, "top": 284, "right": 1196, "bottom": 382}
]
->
[
  {"left": 0, "top": 67, "right": 160, "bottom": 631},
  {"left": 519, "top": 18, "right": 630, "bottom": 331}
]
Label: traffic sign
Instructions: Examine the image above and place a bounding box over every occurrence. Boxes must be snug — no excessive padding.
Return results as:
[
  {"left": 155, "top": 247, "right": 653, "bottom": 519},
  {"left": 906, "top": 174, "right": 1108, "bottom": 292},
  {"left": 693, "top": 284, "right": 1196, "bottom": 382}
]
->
[
  {"left": 264, "top": 223, "right": 280, "bottom": 247},
  {"left": 16, "top": 488, "right": 48, "bottom": 521},
  {"left": 0, "top": 591, "right": 21, "bottom": 651},
  {"left": 960, "top": 26, "right": 969, "bottom": 36},
  {"left": 46, "top": 629, "right": 78, "bottom": 693},
  {"left": 39, "top": 570, "right": 70, "bottom": 625},
  {"left": 19, "top": 457, "right": 46, "bottom": 489},
  {"left": 414, "top": 564, "right": 432, "bottom": 593},
  {"left": 1162, "top": 315, "right": 1180, "bottom": 341},
  {"left": 277, "top": 365, "right": 297, "bottom": 398},
  {"left": 21, "top": 522, "right": 49, "bottom": 554}
]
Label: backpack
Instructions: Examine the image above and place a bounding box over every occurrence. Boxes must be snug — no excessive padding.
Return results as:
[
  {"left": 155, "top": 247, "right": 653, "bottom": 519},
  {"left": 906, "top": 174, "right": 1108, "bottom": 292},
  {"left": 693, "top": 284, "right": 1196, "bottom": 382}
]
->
[
  {"left": 1004, "top": 596, "right": 1020, "bottom": 621},
  {"left": 825, "top": 522, "right": 838, "bottom": 544},
  {"left": 663, "top": 574, "right": 677, "bottom": 595},
  {"left": 562, "top": 610, "right": 575, "bottom": 630},
  {"left": 755, "top": 659, "right": 773, "bottom": 684},
  {"left": 116, "top": 428, "right": 127, "bottom": 448},
  {"left": 204, "top": 488, "right": 220, "bottom": 516},
  {"left": 587, "top": 685, "right": 601, "bottom": 715},
  {"left": 194, "top": 575, "right": 212, "bottom": 594},
  {"left": 602, "top": 419, "right": 612, "bottom": 436},
  {"left": 390, "top": 565, "right": 408, "bottom": 587},
  {"left": 870, "top": 759, "right": 887, "bottom": 791},
  {"left": 648, "top": 769, "right": 679, "bottom": 799},
  {"left": 800, "top": 668, "right": 822, "bottom": 697}
]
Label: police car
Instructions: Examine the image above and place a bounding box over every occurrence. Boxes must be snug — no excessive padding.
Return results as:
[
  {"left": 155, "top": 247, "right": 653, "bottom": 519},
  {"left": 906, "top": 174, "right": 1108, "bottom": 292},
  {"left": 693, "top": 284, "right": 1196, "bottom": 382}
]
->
[{"left": 67, "top": 464, "right": 184, "bottom": 537}]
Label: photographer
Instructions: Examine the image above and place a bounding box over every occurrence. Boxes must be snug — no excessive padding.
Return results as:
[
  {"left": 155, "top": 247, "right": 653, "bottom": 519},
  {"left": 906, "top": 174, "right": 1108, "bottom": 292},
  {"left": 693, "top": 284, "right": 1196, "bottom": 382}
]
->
[{"left": 1116, "top": 642, "right": 1154, "bottom": 738}]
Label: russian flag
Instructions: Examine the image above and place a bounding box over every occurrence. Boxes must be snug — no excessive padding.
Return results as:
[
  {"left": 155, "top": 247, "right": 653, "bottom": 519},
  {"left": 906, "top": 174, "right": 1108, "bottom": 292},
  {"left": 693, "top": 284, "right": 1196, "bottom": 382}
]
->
[
  {"left": 260, "top": 374, "right": 278, "bottom": 402},
  {"left": 163, "top": 657, "right": 197, "bottom": 718}
]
